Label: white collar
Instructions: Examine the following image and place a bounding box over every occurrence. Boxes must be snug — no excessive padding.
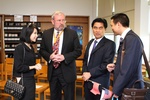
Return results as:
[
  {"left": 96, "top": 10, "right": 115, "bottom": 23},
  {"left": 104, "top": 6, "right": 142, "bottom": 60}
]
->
[
  {"left": 121, "top": 28, "right": 131, "bottom": 39},
  {"left": 94, "top": 36, "right": 104, "bottom": 43}
]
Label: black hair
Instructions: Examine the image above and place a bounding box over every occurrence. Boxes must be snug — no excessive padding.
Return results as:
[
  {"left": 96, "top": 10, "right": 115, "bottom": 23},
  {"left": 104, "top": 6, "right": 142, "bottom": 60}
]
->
[
  {"left": 111, "top": 13, "right": 129, "bottom": 27},
  {"left": 91, "top": 18, "right": 108, "bottom": 29},
  {"left": 20, "top": 23, "right": 39, "bottom": 44}
]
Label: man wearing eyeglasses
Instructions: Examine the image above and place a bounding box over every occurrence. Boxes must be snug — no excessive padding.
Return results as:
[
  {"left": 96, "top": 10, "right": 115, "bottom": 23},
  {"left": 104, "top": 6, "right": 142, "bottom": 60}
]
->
[{"left": 39, "top": 11, "right": 82, "bottom": 100}]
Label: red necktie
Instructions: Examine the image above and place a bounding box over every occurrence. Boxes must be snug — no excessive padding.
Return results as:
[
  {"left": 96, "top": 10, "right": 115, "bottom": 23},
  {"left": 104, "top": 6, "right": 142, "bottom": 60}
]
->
[{"left": 53, "top": 31, "right": 60, "bottom": 68}]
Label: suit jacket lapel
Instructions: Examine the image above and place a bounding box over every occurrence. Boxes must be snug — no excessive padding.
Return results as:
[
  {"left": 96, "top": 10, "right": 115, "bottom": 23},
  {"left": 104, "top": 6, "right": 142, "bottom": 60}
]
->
[
  {"left": 85, "top": 39, "right": 93, "bottom": 57},
  {"left": 91, "top": 37, "right": 106, "bottom": 54},
  {"left": 61, "top": 28, "right": 67, "bottom": 53},
  {"left": 49, "top": 28, "right": 54, "bottom": 52}
]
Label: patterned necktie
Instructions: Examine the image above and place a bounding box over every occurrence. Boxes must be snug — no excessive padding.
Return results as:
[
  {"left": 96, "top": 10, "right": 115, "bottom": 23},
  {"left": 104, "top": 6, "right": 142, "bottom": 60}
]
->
[
  {"left": 53, "top": 31, "right": 60, "bottom": 68},
  {"left": 92, "top": 40, "right": 97, "bottom": 52},
  {"left": 88, "top": 40, "right": 97, "bottom": 65}
]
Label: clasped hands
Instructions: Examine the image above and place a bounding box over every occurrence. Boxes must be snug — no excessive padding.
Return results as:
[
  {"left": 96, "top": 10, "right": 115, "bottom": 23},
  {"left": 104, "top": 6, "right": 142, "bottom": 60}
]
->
[{"left": 50, "top": 50, "right": 65, "bottom": 63}]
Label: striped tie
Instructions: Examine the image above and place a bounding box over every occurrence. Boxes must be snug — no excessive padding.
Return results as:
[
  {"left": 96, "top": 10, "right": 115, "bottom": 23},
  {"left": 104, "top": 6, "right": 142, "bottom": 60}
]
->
[
  {"left": 53, "top": 31, "right": 60, "bottom": 68},
  {"left": 92, "top": 40, "right": 97, "bottom": 52}
]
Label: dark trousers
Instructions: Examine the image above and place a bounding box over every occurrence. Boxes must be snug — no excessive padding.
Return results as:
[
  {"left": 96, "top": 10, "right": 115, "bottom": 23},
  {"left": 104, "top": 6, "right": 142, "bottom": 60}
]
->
[
  {"left": 84, "top": 82, "right": 100, "bottom": 100},
  {"left": 50, "top": 67, "right": 75, "bottom": 100}
]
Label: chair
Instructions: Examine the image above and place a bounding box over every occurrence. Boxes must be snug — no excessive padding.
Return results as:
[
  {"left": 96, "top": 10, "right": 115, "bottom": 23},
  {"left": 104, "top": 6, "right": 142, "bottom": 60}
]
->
[
  {"left": 44, "top": 88, "right": 50, "bottom": 100},
  {"left": 0, "top": 80, "right": 14, "bottom": 100},
  {"left": 76, "top": 60, "right": 83, "bottom": 75},
  {"left": 44, "top": 88, "right": 65, "bottom": 100},
  {"left": 3, "top": 58, "right": 14, "bottom": 80},
  {"left": 109, "top": 73, "right": 113, "bottom": 91},
  {"left": 0, "top": 63, "right": 4, "bottom": 80},
  {"left": 0, "top": 59, "right": 14, "bottom": 99},
  {"left": 36, "top": 58, "right": 41, "bottom": 63},
  {"left": 0, "top": 63, "right": 7, "bottom": 81},
  {"left": 76, "top": 75, "right": 84, "bottom": 98},
  {"left": 0, "top": 63, "right": 14, "bottom": 100},
  {"left": 75, "top": 60, "right": 84, "bottom": 98},
  {"left": 36, "top": 65, "right": 48, "bottom": 82},
  {"left": 35, "top": 83, "right": 49, "bottom": 100}
]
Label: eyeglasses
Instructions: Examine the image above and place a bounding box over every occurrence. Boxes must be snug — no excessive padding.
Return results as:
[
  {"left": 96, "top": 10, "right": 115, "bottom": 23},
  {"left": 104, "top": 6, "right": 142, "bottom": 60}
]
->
[{"left": 55, "top": 19, "right": 66, "bottom": 23}]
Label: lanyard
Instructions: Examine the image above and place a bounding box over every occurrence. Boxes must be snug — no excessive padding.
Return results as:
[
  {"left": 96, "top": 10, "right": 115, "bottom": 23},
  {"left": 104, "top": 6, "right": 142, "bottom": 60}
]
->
[{"left": 53, "top": 31, "right": 63, "bottom": 43}]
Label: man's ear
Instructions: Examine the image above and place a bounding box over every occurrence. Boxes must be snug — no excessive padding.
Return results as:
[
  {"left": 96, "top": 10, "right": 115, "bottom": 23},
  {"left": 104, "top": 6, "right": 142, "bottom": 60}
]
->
[
  {"left": 117, "top": 22, "right": 122, "bottom": 27},
  {"left": 51, "top": 19, "right": 54, "bottom": 25}
]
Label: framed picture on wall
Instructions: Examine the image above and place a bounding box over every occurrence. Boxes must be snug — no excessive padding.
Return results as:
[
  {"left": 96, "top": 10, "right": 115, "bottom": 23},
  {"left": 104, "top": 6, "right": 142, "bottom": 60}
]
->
[
  {"left": 67, "top": 25, "right": 83, "bottom": 46},
  {"left": 67, "top": 23, "right": 88, "bottom": 59}
]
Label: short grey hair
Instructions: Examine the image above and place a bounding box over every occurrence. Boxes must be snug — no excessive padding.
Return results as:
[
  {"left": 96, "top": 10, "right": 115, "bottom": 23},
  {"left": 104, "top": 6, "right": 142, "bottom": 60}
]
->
[{"left": 51, "top": 11, "right": 66, "bottom": 20}]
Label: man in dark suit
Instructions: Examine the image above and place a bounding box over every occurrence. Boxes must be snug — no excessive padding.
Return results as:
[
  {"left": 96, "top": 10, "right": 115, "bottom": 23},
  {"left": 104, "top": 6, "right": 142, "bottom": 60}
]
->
[
  {"left": 82, "top": 18, "right": 116, "bottom": 100},
  {"left": 107, "top": 13, "right": 144, "bottom": 99},
  {"left": 39, "top": 11, "right": 82, "bottom": 100}
]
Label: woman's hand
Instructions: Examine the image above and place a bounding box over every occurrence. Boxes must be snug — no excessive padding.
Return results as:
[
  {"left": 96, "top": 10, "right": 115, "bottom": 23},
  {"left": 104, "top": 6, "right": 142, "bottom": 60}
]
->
[{"left": 35, "top": 63, "right": 42, "bottom": 71}]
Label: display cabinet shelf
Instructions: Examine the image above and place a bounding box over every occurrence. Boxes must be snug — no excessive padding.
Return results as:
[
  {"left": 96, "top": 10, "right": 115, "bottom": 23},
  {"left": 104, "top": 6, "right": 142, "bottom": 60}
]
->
[
  {"left": 0, "top": 15, "right": 89, "bottom": 63},
  {"left": 4, "top": 21, "right": 41, "bottom": 58}
]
